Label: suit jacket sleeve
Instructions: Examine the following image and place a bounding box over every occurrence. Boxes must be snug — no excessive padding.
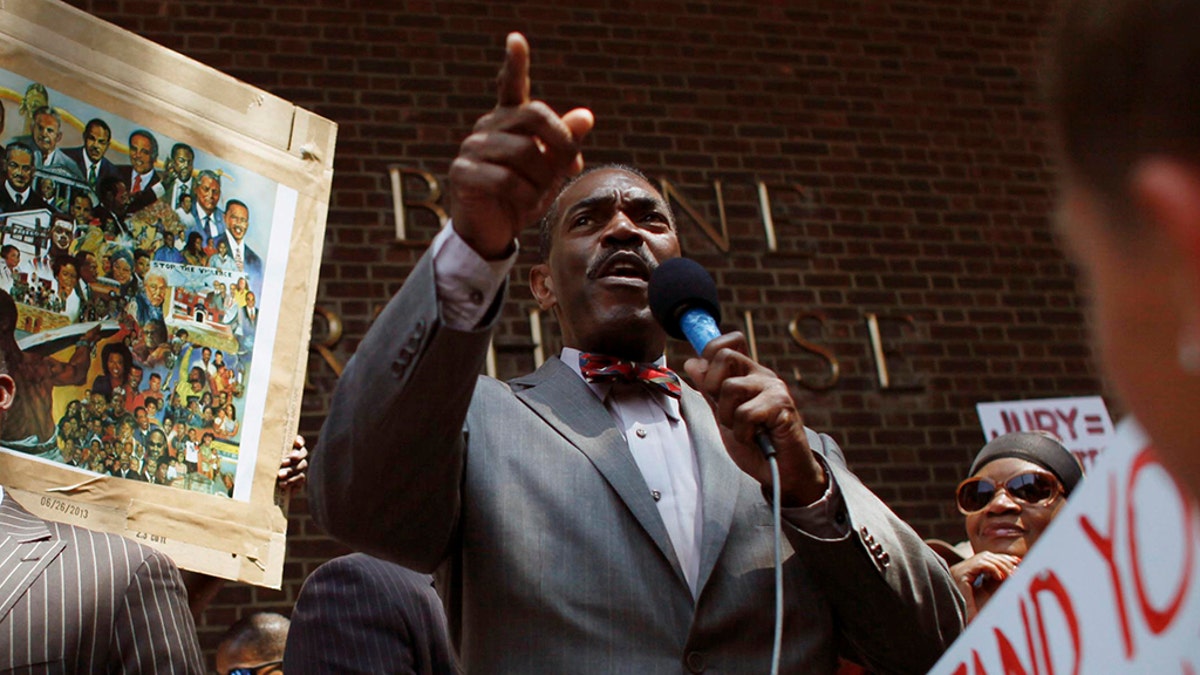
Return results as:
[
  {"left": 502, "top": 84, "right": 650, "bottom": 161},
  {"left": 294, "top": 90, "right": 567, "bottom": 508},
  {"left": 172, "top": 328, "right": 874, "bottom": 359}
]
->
[
  {"left": 788, "top": 431, "right": 965, "bottom": 673},
  {"left": 284, "top": 554, "right": 455, "bottom": 675},
  {"left": 110, "top": 546, "right": 205, "bottom": 673},
  {"left": 310, "top": 249, "right": 495, "bottom": 571}
]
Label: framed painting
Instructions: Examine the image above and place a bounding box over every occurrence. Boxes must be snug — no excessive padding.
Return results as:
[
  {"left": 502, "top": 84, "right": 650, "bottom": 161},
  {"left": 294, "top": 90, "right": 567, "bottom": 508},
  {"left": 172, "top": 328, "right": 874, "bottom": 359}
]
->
[{"left": 0, "top": 0, "right": 336, "bottom": 587}]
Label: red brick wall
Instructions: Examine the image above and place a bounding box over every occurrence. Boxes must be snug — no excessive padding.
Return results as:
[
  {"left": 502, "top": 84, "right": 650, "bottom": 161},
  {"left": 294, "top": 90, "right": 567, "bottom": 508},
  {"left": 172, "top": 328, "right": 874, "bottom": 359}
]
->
[{"left": 64, "top": 0, "right": 1100, "bottom": 653}]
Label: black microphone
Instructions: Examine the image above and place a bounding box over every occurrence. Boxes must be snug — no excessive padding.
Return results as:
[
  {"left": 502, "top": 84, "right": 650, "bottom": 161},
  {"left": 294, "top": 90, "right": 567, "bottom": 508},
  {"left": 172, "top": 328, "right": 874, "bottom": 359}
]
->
[
  {"left": 648, "top": 257, "right": 722, "bottom": 354},
  {"left": 648, "top": 257, "right": 775, "bottom": 458}
]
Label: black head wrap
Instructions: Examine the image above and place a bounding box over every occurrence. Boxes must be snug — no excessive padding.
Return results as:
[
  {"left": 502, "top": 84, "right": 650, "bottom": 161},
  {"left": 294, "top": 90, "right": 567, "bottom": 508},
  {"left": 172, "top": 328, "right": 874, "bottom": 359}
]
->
[{"left": 969, "top": 431, "right": 1085, "bottom": 496}]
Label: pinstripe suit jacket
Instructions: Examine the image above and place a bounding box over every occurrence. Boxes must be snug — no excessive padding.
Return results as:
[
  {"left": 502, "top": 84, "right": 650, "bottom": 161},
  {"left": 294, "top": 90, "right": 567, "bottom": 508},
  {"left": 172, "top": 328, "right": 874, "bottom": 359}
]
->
[
  {"left": 284, "top": 553, "right": 456, "bottom": 674},
  {"left": 312, "top": 250, "right": 964, "bottom": 673},
  {"left": 0, "top": 495, "right": 203, "bottom": 673}
]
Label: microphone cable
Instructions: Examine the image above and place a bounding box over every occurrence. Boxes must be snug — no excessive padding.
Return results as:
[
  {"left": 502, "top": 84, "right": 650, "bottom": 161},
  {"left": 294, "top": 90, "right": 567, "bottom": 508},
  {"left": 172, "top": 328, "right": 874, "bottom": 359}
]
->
[{"left": 768, "top": 452, "right": 783, "bottom": 675}]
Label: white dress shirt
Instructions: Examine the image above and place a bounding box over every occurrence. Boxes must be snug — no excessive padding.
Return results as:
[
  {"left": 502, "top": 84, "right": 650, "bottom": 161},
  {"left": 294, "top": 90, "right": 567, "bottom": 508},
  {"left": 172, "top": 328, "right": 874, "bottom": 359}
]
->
[
  {"left": 130, "top": 168, "right": 155, "bottom": 194},
  {"left": 228, "top": 238, "right": 248, "bottom": 271}
]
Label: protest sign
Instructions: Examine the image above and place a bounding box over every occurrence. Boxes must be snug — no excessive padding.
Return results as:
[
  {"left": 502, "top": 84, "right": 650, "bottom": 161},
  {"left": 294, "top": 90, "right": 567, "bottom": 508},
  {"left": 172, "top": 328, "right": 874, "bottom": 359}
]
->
[{"left": 977, "top": 396, "right": 1115, "bottom": 471}]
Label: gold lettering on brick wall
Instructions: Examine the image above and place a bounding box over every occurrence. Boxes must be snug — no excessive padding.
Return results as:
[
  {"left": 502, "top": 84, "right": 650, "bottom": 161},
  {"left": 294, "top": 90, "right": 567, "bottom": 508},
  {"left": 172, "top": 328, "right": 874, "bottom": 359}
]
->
[
  {"left": 742, "top": 310, "right": 759, "bottom": 362},
  {"left": 387, "top": 166, "right": 808, "bottom": 254},
  {"left": 659, "top": 178, "right": 730, "bottom": 253},
  {"left": 486, "top": 338, "right": 497, "bottom": 379},
  {"left": 866, "top": 313, "right": 921, "bottom": 391},
  {"left": 389, "top": 166, "right": 448, "bottom": 242},
  {"left": 756, "top": 181, "right": 778, "bottom": 253},
  {"left": 788, "top": 312, "right": 840, "bottom": 392},
  {"left": 307, "top": 306, "right": 925, "bottom": 393},
  {"left": 529, "top": 308, "right": 545, "bottom": 368},
  {"left": 306, "top": 307, "right": 346, "bottom": 390}
]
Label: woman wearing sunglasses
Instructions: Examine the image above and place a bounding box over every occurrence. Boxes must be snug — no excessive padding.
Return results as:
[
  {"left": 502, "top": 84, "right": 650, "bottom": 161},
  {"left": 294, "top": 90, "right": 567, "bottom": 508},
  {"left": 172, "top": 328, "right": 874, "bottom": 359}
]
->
[{"left": 950, "top": 431, "right": 1084, "bottom": 621}]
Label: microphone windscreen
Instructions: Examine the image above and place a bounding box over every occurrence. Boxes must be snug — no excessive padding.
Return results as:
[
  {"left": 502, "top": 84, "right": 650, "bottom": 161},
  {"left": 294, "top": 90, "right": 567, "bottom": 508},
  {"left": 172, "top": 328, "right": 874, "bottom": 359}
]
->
[{"left": 648, "top": 257, "right": 721, "bottom": 340}]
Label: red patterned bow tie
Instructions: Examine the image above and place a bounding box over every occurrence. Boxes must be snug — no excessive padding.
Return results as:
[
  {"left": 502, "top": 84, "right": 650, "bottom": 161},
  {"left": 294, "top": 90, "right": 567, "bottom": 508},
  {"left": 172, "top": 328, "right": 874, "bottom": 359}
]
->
[{"left": 578, "top": 352, "right": 682, "bottom": 398}]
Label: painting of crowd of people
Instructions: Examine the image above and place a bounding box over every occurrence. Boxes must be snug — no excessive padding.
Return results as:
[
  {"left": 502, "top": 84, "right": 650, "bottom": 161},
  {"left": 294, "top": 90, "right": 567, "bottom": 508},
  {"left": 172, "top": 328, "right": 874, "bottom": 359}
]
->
[{"left": 0, "top": 76, "right": 281, "bottom": 498}]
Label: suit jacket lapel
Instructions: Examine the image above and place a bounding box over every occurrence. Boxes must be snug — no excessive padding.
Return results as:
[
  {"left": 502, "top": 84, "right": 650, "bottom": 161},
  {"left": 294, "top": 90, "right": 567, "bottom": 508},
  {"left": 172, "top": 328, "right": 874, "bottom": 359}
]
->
[
  {"left": 512, "top": 358, "right": 687, "bottom": 588},
  {"left": 0, "top": 497, "right": 67, "bottom": 622},
  {"left": 679, "top": 386, "right": 739, "bottom": 594}
]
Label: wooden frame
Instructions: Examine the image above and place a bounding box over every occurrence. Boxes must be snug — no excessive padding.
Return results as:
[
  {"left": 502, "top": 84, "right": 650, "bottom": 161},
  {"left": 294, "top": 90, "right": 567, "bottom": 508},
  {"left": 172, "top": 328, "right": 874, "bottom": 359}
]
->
[{"left": 0, "top": 0, "right": 336, "bottom": 588}]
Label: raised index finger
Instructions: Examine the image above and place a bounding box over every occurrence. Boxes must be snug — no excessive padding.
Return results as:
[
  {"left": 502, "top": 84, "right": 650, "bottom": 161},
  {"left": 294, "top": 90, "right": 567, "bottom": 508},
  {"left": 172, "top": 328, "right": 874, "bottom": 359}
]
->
[{"left": 496, "top": 32, "right": 531, "bottom": 108}]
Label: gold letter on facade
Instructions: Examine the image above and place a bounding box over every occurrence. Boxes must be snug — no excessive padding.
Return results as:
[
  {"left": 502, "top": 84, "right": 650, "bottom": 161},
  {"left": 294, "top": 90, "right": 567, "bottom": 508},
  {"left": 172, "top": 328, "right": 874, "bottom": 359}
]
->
[
  {"left": 307, "top": 307, "right": 346, "bottom": 390},
  {"left": 789, "top": 312, "right": 839, "bottom": 391},
  {"left": 389, "top": 166, "right": 448, "bottom": 242},
  {"left": 659, "top": 178, "right": 730, "bottom": 252},
  {"left": 865, "top": 313, "right": 922, "bottom": 391}
]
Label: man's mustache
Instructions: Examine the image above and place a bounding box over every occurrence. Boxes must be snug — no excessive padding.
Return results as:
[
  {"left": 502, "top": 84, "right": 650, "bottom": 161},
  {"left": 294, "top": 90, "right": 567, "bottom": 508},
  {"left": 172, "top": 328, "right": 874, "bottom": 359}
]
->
[{"left": 585, "top": 246, "right": 658, "bottom": 280}]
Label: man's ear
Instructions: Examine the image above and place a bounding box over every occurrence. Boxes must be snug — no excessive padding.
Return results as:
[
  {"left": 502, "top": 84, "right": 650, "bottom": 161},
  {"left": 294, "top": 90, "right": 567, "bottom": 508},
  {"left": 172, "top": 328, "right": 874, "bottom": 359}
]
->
[
  {"left": 1132, "top": 159, "right": 1200, "bottom": 350},
  {"left": 0, "top": 373, "right": 16, "bottom": 414},
  {"left": 1132, "top": 158, "right": 1200, "bottom": 269},
  {"left": 529, "top": 263, "right": 557, "bottom": 310}
]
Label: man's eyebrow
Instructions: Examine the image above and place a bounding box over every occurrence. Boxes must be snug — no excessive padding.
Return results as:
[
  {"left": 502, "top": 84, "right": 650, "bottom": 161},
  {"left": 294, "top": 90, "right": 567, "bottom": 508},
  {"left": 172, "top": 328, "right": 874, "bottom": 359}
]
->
[
  {"left": 563, "top": 193, "right": 617, "bottom": 217},
  {"left": 619, "top": 194, "right": 667, "bottom": 212},
  {"left": 563, "top": 192, "right": 667, "bottom": 218}
]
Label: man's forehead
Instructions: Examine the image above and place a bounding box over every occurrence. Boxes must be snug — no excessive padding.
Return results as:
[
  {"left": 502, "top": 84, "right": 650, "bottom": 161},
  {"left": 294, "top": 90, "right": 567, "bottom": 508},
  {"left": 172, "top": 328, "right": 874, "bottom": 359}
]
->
[{"left": 559, "top": 169, "right": 664, "bottom": 211}]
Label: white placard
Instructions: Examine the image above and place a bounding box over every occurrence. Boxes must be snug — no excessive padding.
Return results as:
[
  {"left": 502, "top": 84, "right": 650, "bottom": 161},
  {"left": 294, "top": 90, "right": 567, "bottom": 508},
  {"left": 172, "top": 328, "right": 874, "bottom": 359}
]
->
[{"left": 977, "top": 396, "right": 1115, "bottom": 471}]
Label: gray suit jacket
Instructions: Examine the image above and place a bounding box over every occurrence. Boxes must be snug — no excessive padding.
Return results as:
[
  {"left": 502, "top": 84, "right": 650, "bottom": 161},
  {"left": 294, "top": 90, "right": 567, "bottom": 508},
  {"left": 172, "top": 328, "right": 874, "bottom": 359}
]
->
[
  {"left": 285, "top": 553, "right": 456, "bottom": 675},
  {"left": 311, "top": 251, "right": 964, "bottom": 674},
  {"left": 0, "top": 495, "right": 203, "bottom": 673}
]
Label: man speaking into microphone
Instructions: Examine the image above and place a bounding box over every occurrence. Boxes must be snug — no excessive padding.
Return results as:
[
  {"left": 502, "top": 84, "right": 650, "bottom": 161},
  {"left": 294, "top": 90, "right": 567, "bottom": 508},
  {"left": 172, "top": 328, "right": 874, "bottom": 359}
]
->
[{"left": 311, "top": 33, "right": 963, "bottom": 673}]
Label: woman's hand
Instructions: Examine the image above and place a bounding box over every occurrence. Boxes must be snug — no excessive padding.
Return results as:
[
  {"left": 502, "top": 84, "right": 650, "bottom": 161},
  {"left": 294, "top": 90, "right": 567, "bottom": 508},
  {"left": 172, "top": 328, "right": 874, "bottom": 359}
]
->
[{"left": 950, "top": 551, "right": 1021, "bottom": 621}]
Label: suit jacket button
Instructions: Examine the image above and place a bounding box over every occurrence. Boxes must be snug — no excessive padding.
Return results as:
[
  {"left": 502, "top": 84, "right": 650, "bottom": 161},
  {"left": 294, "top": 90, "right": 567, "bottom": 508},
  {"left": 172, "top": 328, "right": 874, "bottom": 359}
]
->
[
  {"left": 685, "top": 650, "right": 706, "bottom": 672},
  {"left": 880, "top": 551, "right": 891, "bottom": 567}
]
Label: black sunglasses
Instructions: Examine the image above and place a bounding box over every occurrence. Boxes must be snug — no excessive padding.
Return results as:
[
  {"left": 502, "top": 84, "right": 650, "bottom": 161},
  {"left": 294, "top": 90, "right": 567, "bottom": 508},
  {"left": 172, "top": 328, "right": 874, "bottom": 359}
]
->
[{"left": 955, "top": 471, "right": 1062, "bottom": 514}]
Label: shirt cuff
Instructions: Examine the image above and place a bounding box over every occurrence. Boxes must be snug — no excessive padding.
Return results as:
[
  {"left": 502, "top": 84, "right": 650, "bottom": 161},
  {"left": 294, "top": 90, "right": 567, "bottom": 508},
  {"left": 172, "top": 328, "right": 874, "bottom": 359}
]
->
[
  {"left": 779, "top": 453, "right": 850, "bottom": 539},
  {"left": 431, "top": 223, "right": 517, "bottom": 331}
]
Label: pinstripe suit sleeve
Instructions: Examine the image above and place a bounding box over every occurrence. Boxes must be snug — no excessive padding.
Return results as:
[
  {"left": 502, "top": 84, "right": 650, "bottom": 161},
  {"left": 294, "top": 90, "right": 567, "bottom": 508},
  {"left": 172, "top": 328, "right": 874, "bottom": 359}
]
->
[
  {"left": 110, "top": 543, "right": 205, "bottom": 673},
  {"left": 0, "top": 496, "right": 203, "bottom": 673},
  {"left": 284, "top": 553, "right": 456, "bottom": 675}
]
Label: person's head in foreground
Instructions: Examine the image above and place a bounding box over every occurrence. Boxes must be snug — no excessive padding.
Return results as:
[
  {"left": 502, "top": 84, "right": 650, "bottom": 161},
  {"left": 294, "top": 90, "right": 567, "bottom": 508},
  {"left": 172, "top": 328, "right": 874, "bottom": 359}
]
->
[
  {"left": 215, "top": 611, "right": 289, "bottom": 675},
  {"left": 1050, "top": 0, "right": 1200, "bottom": 500},
  {"left": 951, "top": 431, "right": 1084, "bottom": 619}
]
